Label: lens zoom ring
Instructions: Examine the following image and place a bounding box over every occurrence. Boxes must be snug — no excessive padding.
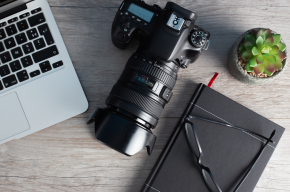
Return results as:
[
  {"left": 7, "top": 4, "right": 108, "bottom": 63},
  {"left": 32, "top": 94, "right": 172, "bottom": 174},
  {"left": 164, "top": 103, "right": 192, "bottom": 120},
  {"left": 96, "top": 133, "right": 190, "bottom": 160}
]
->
[
  {"left": 126, "top": 59, "right": 176, "bottom": 89},
  {"left": 109, "top": 84, "right": 164, "bottom": 118}
]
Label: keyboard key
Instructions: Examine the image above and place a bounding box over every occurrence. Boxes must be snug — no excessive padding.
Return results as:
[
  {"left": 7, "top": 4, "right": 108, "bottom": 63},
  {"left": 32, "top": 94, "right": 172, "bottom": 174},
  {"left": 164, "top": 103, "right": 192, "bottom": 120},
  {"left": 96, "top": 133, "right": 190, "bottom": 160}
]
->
[
  {"left": 9, "top": 60, "right": 22, "bottom": 72},
  {"left": 39, "top": 61, "right": 51, "bottom": 73},
  {"left": 0, "top": 65, "right": 10, "bottom": 77},
  {"left": 11, "top": 47, "right": 23, "bottom": 59},
  {"left": 30, "top": 70, "right": 40, "bottom": 78},
  {"left": 0, "top": 28, "right": 6, "bottom": 40},
  {"left": 21, "top": 55, "right": 33, "bottom": 67},
  {"left": 0, "top": 51, "right": 12, "bottom": 63},
  {"left": 8, "top": 17, "right": 18, "bottom": 24},
  {"left": 39, "top": 60, "right": 50, "bottom": 68},
  {"left": 0, "top": 22, "right": 6, "bottom": 28},
  {"left": 15, "top": 33, "right": 27, "bottom": 45},
  {"left": 38, "top": 24, "right": 54, "bottom": 45},
  {"left": 53, "top": 61, "right": 63, "bottom": 68},
  {"left": 32, "top": 45, "right": 59, "bottom": 63},
  {"left": 4, "top": 37, "right": 16, "bottom": 49},
  {"left": 26, "top": 28, "right": 39, "bottom": 40},
  {"left": 22, "top": 42, "right": 34, "bottom": 54},
  {"left": 28, "top": 13, "right": 45, "bottom": 27},
  {"left": 0, "top": 81, "right": 3, "bottom": 90},
  {"left": 33, "top": 38, "right": 45, "bottom": 50},
  {"left": 0, "top": 42, "right": 5, "bottom": 52},
  {"left": 2, "top": 74, "right": 17, "bottom": 88},
  {"left": 31, "top": 8, "right": 42, "bottom": 14},
  {"left": 16, "top": 20, "right": 29, "bottom": 31},
  {"left": 19, "top": 12, "right": 30, "bottom": 19},
  {"left": 16, "top": 70, "right": 29, "bottom": 82},
  {"left": 5, "top": 24, "right": 17, "bottom": 36}
]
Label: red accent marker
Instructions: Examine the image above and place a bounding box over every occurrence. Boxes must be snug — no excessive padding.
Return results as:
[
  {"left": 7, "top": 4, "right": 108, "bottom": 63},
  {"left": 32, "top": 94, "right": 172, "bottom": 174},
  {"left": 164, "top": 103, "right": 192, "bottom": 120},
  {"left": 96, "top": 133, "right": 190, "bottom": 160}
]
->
[{"left": 208, "top": 73, "right": 219, "bottom": 88}]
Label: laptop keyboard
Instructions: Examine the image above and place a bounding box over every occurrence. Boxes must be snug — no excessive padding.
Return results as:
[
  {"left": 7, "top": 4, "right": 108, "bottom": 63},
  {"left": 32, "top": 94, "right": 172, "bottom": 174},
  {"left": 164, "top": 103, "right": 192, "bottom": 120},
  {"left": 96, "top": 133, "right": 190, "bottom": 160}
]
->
[{"left": 0, "top": 7, "right": 63, "bottom": 91}]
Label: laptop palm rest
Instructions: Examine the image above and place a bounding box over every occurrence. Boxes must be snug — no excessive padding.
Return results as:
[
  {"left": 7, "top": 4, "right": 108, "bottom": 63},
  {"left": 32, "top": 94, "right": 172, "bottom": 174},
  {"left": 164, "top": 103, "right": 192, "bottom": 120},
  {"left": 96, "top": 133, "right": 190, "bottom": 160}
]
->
[{"left": 0, "top": 92, "right": 30, "bottom": 141}]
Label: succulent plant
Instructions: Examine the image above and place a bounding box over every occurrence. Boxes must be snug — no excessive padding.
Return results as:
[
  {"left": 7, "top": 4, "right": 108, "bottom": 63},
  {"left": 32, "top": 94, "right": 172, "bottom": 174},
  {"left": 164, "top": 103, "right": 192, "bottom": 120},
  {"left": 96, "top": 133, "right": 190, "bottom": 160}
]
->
[{"left": 239, "top": 29, "right": 287, "bottom": 76}]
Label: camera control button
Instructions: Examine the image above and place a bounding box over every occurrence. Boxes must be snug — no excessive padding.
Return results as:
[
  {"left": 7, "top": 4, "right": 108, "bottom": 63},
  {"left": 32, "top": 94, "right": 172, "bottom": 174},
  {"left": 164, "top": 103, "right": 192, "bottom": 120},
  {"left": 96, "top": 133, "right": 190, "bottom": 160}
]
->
[
  {"left": 117, "top": 32, "right": 126, "bottom": 40},
  {"left": 160, "top": 87, "right": 173, "bottom": 102},
  {"left": 121, "top": 20, "right": 131, "bottom": 28}
]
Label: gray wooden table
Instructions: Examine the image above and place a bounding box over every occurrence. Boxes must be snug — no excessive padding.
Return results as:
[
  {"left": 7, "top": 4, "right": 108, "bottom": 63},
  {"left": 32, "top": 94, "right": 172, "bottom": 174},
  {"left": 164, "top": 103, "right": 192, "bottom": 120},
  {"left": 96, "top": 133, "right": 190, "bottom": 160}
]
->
[{"left": 1, "top": 0, "right": 290, "bottom": 191}]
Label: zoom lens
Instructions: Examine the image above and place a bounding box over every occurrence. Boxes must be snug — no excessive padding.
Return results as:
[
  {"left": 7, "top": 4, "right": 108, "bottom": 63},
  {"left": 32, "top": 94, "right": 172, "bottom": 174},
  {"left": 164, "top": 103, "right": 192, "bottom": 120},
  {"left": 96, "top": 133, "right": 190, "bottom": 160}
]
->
[
  {"left": 90, "top": 53, "right": 180, "bottom": 156},
  {"left": 106, "top": 54, "right": 178, "bottom": 128}
]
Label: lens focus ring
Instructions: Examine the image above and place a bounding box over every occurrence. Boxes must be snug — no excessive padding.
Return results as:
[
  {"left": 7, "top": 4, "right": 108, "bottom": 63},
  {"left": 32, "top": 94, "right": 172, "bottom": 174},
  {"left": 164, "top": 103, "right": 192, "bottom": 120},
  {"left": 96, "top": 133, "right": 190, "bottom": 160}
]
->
[
  {"left": 126, "top": 58, "right": 177, "bottom": 89},
  {"left": 108, "top": 84, "right": 164, "bottom": 119}
]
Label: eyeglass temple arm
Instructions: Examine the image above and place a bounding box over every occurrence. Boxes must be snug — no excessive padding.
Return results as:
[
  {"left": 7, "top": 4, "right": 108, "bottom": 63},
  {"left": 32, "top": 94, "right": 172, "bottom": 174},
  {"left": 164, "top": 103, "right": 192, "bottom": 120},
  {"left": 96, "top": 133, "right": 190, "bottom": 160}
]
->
[
  {"left": 233, "top": 130, "right": 276, "bottom": 192},
  {"left": 187, "top": 115, "right": 275, "bottom": 144}
]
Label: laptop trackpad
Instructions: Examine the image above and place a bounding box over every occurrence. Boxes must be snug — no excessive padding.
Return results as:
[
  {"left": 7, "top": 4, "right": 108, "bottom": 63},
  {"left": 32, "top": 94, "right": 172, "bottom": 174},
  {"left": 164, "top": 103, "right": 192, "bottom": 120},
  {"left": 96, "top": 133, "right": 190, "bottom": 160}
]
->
[{"left": 0, "top": 92, "right": 30, "bottom": 141}]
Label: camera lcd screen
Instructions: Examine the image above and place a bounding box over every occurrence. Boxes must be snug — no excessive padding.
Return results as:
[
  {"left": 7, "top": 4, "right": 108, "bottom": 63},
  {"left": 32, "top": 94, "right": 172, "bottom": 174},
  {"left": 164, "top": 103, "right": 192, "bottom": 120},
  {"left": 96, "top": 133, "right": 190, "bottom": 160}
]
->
[{"left": 127, "top": 3, "right": 154, "bottom": 22}]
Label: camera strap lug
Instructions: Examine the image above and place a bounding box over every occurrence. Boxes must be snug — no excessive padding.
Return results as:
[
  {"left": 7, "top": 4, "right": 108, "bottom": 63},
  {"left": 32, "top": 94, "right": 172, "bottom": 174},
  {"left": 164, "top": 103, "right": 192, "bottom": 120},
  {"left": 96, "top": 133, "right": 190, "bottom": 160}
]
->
[{"left": 203, "top": 40, "right": 210, "bottom": 50}]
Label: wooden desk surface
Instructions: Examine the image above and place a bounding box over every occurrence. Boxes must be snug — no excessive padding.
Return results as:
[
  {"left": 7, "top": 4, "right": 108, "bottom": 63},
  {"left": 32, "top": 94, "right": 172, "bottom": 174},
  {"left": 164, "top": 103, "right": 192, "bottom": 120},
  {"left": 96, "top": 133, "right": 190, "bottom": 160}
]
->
[{"left": 1, "top": 0, "right": 290, "bottom": 191}]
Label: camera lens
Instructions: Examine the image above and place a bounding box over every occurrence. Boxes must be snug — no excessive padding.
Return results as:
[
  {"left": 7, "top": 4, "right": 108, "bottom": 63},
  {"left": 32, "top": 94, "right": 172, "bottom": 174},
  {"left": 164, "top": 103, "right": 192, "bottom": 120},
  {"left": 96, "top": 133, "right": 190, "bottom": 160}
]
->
[{"left": 91, "top": 53, "right": 179, "bottom": 156}]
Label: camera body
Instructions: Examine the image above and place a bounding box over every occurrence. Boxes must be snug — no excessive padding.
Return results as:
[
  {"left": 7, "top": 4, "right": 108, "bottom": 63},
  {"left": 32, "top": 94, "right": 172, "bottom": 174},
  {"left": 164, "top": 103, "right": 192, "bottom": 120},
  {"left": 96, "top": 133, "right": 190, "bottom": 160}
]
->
[
  {"left": 112, "top": 0, "right": 210, "bottom": 67},
  {"left": 87, "top": 0, "right": 210, "bottom": 156}
]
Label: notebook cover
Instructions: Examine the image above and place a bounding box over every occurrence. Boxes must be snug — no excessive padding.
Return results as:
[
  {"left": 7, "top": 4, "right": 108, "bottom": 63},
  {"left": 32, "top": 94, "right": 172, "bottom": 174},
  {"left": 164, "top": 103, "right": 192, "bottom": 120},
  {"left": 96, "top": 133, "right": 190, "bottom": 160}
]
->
[{"left": 141, "top": 83, "right": 285, "bottom": 192}]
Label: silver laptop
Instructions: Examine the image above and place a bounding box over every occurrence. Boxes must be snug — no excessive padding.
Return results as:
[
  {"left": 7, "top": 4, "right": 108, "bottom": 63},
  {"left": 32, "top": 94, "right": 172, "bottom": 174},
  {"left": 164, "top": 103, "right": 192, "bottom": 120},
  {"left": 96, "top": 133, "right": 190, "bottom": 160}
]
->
[{"left": 0, "top": 0, "right": 88, "bottom": 144}]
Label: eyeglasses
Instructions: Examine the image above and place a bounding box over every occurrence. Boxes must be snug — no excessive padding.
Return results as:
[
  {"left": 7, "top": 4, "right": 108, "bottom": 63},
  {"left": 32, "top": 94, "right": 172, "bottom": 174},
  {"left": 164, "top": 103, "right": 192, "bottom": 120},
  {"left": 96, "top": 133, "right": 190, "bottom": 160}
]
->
[{"left": 184, "top": 115, "right": 276, "bottom": 192}]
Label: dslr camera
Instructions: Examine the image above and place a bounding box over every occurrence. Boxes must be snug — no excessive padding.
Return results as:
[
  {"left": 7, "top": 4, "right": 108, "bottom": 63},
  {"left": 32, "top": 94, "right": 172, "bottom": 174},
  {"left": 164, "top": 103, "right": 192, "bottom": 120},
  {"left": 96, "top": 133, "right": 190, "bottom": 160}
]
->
[{"left": 87, "top": 0, "right": 210, "bottom": 156}]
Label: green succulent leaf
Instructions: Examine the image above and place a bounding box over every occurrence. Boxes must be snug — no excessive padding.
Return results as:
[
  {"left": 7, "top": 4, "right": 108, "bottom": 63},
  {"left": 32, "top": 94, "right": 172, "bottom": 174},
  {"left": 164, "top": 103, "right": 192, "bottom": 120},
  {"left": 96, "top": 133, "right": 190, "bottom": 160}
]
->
[
  {"left": 254, "top": 63, "right": 265, "bottom": 75},
  {"left": 264, "top": 69, "right": 273, "bottom": 76},
  {"left": 278, "top": 50, "right": 287, "bottom": 61},
  {"left": 272, "top": 34, "right": 281, "bottom": 46},
  {"left": 252, "top": 46, "right": 261, "bottom": 56},
  {"left": 269, "top": 45, "right": 279, "bottom": 55},
  {"left": 244, "top": 41, "right": 254, "bottom": 52},
  {"left": 261, "top": 46, "right": 270, "bottom": 53},
  {"left": 264, "top": 54, "right": 276, "bottom": 64},
  {"left": 249, "top": 56, "right": 258, "bottom": 67},
  {"left": 256, "top": 54, "right": 264, "bottom": 64},
  {"left": 274, "top": 61, "right": 283, "bottom": 70},
  {"left": 246, "top": 62, "right": 254, "bottom": 72},
  {"left": 245, "top": 34, "right": 256, "bottom": 45},
  {"left": 265, "top": 29, "right": 272, "bottom": 39},
  {"left": 239, "top": 44, "right": 245, "bottom": 52},
  {"left": 256, "top": 29, "right": 265, "bottom": 41},
  {"left": 277, "top": 42, "right": 286, "bottom": 51},
  {"left": 265, "top": 37, "right": 274, "bottom": 46},
  {"left": 241, "top": 50, "right": 253, "bottom": 60},
  {"left": 256, "top": 36, "right": 264, "bottom": 50},
  {"left": 264, "top": 60, "right": 276, "bottom": 73},
  {"left": 274, "top": 54, "right": 282, "bottom": 63}
]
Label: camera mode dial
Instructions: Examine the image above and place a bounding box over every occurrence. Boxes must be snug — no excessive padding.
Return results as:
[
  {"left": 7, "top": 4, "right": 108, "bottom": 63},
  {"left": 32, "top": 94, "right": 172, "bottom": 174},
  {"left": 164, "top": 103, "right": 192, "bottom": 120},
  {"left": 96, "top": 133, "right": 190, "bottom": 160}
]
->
[{"left": 190, "top": 30, "right": 207, "bottom": 47}]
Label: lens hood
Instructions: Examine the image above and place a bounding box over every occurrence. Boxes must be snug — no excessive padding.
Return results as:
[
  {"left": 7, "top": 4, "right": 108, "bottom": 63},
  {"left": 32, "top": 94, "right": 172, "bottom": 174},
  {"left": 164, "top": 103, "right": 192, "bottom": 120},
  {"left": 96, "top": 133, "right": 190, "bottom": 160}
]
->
[{"left": 87, "top": 107, "right": 156, "bottom": 156}]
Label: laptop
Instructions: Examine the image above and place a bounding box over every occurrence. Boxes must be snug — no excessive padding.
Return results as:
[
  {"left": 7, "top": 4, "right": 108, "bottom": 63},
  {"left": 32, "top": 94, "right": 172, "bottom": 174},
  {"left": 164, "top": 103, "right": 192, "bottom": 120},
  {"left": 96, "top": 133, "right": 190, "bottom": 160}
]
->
[{"left": 0, "top": 0, "right": 88, "bottom": 144}]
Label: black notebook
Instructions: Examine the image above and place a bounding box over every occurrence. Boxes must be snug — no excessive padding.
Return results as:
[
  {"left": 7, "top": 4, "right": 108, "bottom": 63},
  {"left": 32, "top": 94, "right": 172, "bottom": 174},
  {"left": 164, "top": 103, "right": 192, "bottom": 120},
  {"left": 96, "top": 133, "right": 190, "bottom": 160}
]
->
[{"left": 141, "top": 83, "right": 285, "bottom": 192}]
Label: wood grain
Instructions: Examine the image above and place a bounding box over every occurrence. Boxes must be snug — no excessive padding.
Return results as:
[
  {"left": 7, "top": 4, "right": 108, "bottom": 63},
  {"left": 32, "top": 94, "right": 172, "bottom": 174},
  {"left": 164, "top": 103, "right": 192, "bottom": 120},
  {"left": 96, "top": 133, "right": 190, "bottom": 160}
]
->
[{"left": 1, "top": 0, "right": 290, "bottom": 191}]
